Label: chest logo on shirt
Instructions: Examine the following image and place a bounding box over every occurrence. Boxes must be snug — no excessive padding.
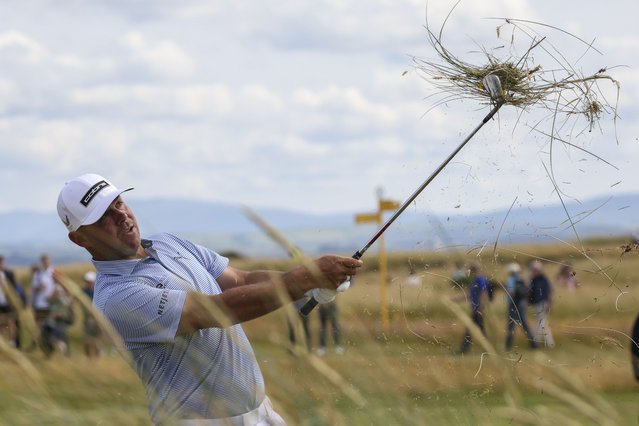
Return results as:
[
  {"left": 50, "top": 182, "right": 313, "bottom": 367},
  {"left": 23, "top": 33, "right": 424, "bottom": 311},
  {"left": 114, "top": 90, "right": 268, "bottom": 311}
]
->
[{"left": 157, "top": 290, "right": 169, "bottom": 315}]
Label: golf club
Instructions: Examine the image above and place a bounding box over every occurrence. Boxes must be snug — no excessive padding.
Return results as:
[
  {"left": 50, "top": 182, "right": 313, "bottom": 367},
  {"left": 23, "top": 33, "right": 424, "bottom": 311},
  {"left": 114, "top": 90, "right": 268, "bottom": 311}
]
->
[{"left": 300, "top": 74, "right": 505, "bottom": 316}]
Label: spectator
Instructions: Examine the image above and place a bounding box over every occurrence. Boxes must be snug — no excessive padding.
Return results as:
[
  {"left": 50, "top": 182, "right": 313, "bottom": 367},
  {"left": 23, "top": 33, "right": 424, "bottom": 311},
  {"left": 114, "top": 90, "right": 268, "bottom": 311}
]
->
[
  {"left": 504, "top": 262, "right": 536, "bottom": 351},
  {"left": 31, "top": 254, "right": 56, "bottom": 324},
  {"left": 528, "top": 260, "right": 555, "bottom": 348},
  {"left": 0, "top": 255, "right": 25, "bottom": 348},
  {"left": 287, "top": 299, "right": 312, "bottom": 353},
  {"left": 405, "top": 263, "right": 422, "bottom": 287},
  {"left": 40, "top": 283, "right": 75, "bottom": 357},
  {"left": 556, "top": 261, "right": 578, "bottom": 292},
  {"left": 81, "top": 271, "right": 103, "bottom": 358},
  {"left": 458, "top": 262, "right": 489, "bottom": 354},
  {"left": 317, "top": 299, "right": 343, "bottom": 356},
  {"left": 451, "top": 260, "right": 467, "bottom": 287}
]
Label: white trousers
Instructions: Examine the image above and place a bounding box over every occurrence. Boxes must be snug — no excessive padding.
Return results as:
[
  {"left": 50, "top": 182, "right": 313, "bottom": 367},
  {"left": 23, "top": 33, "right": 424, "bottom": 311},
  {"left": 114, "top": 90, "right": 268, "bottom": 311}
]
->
[
  {"left": 534, "top": 301, "right": 555, "bottom": 348},
  {"left": 179, "top": 397, "right": 286, "bottom": 426}
]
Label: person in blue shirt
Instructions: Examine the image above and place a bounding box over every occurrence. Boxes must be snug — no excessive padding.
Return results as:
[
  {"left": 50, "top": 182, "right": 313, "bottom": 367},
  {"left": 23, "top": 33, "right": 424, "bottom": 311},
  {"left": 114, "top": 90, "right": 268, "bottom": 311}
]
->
[
  {"left": 528, "top": 260, "right": 555, "bottom": 348},
  {"left": 504, "top": 262, "right": 536, "bottom": 351},
  {"left": 458, "top": 262, "right": 489, "bottom": 354},
  {"left": 56, "top": 173, "right": 363, "bottom": 425}
]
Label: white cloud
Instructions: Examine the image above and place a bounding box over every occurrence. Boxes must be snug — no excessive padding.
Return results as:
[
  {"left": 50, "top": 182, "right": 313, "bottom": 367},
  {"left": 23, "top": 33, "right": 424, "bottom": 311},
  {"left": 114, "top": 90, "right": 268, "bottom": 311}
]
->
[
  {"left": 281, "top": 135, "right": 330, "bottom": 157},
  {"left": 0, "top": 31, "right": 86, "bottom": 69},
  {"left": 0, "top": 31, "right": 45, "bottom": 63},
  {"left": 238, "top": 85, "right": 285, "bottom": 115},
  {"left": 371, "top": 137, "right": 405, "bottom": 155},
  {"left": 71, "top": 84, "right": 234, "bottom": 117},
  {"left": 291, "top": 86, "right": 397, "bottom": 129},
  {"left": 122, "top": 32, "right": 195, "bottom": 79},
  {"left": 0, "top": 0, "right": 636, "bottom": 217},
  {"left": 0, "top": 79, "right": 15, "bottom": 113}
]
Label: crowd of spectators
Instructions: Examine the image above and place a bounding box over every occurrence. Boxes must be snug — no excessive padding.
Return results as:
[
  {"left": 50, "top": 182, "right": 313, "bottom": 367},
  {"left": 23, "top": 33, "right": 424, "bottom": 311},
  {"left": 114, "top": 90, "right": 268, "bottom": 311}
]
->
[{"left": 0, "top": 253, "right": 103, "bottom": 358}]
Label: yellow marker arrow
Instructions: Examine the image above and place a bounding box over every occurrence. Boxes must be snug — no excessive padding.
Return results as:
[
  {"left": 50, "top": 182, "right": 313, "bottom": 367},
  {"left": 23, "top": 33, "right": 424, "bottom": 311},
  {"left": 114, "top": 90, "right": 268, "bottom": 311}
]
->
[
  {"left": 355, "top": 212, "right": 381, "bottom": 224},
  {"left": 378, "top": 199, "right": 400, "bottom": 211}
]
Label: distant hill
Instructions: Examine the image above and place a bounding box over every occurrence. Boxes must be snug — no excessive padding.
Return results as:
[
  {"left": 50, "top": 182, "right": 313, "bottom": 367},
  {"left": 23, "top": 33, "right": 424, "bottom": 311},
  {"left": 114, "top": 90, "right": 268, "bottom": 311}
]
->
[{"left": 1, "top": 193, "right": 637, "bottom": 266}]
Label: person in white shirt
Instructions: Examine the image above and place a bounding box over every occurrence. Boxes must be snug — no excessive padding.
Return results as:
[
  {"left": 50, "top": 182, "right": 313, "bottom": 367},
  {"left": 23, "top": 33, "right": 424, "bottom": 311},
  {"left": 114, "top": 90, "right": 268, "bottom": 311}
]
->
[{"left": 31, "top": 254, "right": 56, "bottom": 321}]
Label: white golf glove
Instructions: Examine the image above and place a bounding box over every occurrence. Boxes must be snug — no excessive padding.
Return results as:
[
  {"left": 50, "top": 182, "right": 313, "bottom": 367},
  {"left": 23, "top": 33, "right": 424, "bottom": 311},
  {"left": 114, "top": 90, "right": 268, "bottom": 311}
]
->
[{"left": 306, "top": 280, "right": 351, "bottom": 304}]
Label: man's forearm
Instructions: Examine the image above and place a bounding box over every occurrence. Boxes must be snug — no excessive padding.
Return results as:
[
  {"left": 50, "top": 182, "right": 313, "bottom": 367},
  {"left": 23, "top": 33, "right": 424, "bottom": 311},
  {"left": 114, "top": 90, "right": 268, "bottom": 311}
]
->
[
  {"left": 180, "top": 277, "right": 301, "bottom": 333},
  {"left": 243, "top": 267, "right": 314, "bottom": 300},
  {"left": 244, "top": 270, "right": 282, "bottom": 285}
]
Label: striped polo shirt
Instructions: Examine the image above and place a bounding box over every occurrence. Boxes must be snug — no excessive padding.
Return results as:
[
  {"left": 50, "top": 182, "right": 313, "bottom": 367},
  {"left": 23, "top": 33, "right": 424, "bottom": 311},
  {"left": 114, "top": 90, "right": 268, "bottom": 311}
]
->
[{"left": 92, "top": 233, "right": 265, "bottom": 424}]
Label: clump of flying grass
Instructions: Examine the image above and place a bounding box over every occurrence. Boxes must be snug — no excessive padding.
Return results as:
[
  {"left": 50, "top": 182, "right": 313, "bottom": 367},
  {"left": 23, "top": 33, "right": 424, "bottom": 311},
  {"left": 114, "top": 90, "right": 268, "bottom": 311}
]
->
[
  {"left": 417, "top": 39, "right": 545, "bottom": 108},
  {"left": 413, "top": 5, "right": 624, "bottom": 305},
  {"left": 414, "top": 8, "right": 620, "bottom": 133}
]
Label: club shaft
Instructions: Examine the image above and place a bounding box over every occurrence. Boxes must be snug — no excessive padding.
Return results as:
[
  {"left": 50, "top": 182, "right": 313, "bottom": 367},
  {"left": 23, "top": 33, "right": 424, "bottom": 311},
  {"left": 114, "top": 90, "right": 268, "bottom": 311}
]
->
[
  {"left": 300, "top": 101, "right": 503, "bottom": 316},
  {"left": 356, "top": 101, "right": 503, "bottom": 258}
]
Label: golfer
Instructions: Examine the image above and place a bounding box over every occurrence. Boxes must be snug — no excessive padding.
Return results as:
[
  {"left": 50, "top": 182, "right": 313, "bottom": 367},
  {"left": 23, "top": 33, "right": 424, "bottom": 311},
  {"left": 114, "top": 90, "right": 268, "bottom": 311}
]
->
[{"left": 56, "top": 173, "right": 363, "bottom": 425}]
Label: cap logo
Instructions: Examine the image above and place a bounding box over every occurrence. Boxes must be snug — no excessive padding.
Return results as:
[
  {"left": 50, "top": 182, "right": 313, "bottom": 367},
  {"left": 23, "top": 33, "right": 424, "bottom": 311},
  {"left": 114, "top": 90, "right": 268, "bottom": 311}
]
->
[
  {"left": 63, "top": 215, "right": 70, "bottom": 227},
  {"left": 81, "top": 180, "right": 110, "bottom": 207}
]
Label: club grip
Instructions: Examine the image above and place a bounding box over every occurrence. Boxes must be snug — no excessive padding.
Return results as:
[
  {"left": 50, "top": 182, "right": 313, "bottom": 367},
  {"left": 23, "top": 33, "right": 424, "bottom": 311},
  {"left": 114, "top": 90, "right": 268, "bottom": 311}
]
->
[
  {"left": 299, "top": 297, "right": 319, "bottom": 316},
  {"left": 299, "top": 252, "right": 362, "bottom": 316}
]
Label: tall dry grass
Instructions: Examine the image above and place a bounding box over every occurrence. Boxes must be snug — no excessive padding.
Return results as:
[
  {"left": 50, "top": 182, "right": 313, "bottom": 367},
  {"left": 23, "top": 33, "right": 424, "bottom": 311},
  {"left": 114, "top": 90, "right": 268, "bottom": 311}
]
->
[{"left": 0, "top": 238, "right": 637, "bottom": 425}]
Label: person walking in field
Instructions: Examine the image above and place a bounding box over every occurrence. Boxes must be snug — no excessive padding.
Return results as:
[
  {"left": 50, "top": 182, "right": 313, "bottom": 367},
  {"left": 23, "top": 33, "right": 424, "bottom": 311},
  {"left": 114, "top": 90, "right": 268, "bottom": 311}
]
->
[
  {"left": 31, "top": 254, "right": 56, "bottom": 323},
  {"left": 80, "top": 271, "right": 103, "bottom": 358},
  {"left": 555, "top": 261, "right": 578, "bottom": 291},
  {"left": 504, "top": 262, "right": 536, "bottom": 351},
  {"left": 458, "top": 262, "right": 489, "bottom": 354},
  {"left": 317, "top": 299, "right": 343, "bottom": 356},
  {"left": 40, "top": 282, "right": 75, "bottom": 357},
  {"left": 287, "top": 298, "right": 312, "bottom": 353},
  {"left": 56, "top": 173, "right": 363, "bottom": 425},
  {"left": 528, "top": 260, "right": 555, "bottom": 348}
]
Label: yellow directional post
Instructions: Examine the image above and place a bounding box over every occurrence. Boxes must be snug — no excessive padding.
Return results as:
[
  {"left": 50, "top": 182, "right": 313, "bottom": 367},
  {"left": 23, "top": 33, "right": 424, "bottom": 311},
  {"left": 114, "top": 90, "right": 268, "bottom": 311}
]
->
[{"left": 355, "top": 193, "right": 399, "bottom": 334}]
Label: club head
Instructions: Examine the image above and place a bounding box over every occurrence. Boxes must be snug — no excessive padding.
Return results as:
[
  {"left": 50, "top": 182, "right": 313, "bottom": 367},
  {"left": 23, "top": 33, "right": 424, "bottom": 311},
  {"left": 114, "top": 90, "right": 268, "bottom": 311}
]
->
[{"left": 482, "top": 74, "right": 503, "bottom": 101}]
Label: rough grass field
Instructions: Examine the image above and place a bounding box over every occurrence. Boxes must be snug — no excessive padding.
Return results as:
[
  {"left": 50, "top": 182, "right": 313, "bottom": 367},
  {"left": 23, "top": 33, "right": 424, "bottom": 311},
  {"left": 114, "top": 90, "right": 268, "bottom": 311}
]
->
[{"left": 1, "top": 238, "right": 638, "bottom": 425}]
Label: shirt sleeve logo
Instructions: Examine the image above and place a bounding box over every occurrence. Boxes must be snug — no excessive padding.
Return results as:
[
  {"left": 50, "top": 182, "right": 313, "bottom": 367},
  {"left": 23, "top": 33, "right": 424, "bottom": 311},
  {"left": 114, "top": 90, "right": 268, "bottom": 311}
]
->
[{"left": 157, "top": 290, "right": 169, "bottom": 315}]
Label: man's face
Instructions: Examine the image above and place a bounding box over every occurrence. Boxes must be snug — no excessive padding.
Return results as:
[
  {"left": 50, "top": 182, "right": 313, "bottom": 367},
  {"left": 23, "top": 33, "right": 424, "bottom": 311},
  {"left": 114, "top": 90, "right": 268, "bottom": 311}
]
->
[{"left": 73, "top": 196, "right": 142, "bottom": 261}]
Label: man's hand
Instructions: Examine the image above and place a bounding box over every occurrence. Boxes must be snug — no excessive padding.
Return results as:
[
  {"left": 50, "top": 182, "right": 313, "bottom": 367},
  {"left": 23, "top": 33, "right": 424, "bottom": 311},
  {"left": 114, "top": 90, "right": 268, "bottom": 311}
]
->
[
  {"left": 295, "top": 255, "right": 363, "bottom": 305},
  {"left": 312, "top": 255, "right": 363, "bottom": 289},
  {"left": 280, "top": 254, "right": 362, "bottom": 299}
]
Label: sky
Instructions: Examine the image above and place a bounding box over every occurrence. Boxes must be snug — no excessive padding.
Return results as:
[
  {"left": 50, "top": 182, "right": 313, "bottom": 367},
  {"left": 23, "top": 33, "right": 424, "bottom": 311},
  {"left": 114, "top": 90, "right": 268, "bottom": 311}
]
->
[{"left": 0, "top": 0, "right": 637, "bottom": 218}]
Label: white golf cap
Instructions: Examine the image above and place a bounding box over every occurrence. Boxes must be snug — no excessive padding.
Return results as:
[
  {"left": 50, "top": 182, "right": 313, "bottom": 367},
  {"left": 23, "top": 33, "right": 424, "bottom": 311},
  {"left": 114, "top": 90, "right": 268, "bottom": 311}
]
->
[
  {"left": 507, "top": 262, "right": 521, "bottom": 273},
  {"left": 530, "top": 259, "right": 543, "bottom": 271},
  {"left": 57, "top": 173, "right": 133, "bottom": 232}
]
